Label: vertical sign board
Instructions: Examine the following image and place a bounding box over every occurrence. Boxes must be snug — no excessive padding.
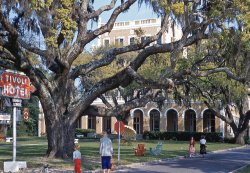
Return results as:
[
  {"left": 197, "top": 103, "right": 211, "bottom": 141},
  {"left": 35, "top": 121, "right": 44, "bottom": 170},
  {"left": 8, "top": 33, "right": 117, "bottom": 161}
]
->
[
  {"left": 0, "top": 113, "right": 11, "bottom": 124},
  {"left": 0, "top": 71, "right": 36, "bottom": 172}
]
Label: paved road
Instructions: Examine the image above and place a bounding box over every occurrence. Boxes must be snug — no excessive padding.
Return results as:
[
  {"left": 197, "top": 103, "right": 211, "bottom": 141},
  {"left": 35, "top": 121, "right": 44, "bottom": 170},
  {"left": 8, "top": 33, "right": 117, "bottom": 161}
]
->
[{"left": 114, "top": 147, "right": 250, "bottom": 173}]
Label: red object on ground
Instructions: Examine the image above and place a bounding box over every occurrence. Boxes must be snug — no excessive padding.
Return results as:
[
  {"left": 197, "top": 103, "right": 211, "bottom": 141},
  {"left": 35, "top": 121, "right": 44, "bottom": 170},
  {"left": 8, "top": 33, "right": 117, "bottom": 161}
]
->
[{"left": 114, "top": 121, "right": 125, "bottom": 134}]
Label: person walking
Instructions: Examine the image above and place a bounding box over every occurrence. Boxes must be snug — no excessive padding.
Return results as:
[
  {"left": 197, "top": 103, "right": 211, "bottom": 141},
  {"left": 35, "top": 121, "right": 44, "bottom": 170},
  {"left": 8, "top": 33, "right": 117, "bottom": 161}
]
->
[
  {"left": 73, "top": 144, "right": 82, "bottom": 173},
  {"left": 99, "top": 131, "right": 113, "bottom": 173},
  {"left": 189, "top": 136, "right": 196, "bottom": 157}
]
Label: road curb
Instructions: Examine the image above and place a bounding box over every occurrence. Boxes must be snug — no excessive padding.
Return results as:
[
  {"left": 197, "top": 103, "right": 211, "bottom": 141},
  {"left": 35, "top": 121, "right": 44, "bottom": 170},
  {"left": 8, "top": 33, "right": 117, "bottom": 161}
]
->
[
  {"left": 229, "top": 164, "right": 249, "bottom": 173},
  {"left": 210, "top": 145, "right": 246, "bottom": 154}
]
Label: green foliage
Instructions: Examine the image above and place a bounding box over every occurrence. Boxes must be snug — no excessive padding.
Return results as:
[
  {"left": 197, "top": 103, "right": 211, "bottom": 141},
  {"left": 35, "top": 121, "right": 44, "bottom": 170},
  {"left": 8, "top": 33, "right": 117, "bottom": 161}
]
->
[
  {"left": 6, "top": 96, "right": 39, "bottom": 137},
  {"left": 13, "top": 0, "right": 77, "bottom": 47},
  {"left": 88, "top": 46, "right": 138, "bottom": 82},
  {"left": 138, "top": 53, "right": 171, "bottom": 80},
  {"left": 172, "top": 2, "right": 185, "bottom": 15},
  {"left": 73, "top": 52, "right": 94, "bottom": 67},
  {"left": 20, "top": 96, "right": 39, "bottom": 136},
  {"left": 75, "top": 128, "right": 96, "bottom": 137}
]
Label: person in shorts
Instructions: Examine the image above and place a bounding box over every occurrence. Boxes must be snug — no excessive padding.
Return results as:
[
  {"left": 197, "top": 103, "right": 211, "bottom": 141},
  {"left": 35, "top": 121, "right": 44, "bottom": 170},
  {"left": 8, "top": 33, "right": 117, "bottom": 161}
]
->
[{"left": 99, "top": 131, "right": 113, "bottom": 173}]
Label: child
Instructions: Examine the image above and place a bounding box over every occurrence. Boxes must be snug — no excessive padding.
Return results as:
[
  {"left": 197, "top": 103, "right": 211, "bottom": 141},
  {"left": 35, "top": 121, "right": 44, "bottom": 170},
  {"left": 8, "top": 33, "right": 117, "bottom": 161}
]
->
[
  {"left": 200, "top": 135, "right": 207, "bottom": 157},
  {"left": 73, "top": 144, "right": 81, "bottom": 173},
  {"left": 189, "top": 136, "right": 196, "bottom": 157}
]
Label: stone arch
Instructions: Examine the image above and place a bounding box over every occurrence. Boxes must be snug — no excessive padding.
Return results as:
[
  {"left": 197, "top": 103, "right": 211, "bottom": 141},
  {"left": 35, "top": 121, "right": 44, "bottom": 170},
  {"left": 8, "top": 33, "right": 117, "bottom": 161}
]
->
[
  {"left": 166, "top": 109, "right": 178, "bottom": 132},
  {"left": 130, "top": 108, "right": 144, "bottom": 118},
  {"left": 202, "top": 109, "right": 216, "bottom": 132},
  {"left": 184, "top": 109, "right": 197, "bottom": 132},
  {"left": 149, "top": 109, "right": 160, "bottom": 131},
  {"left": 147, "top": 108, "right": 163, "bottom": 117}
]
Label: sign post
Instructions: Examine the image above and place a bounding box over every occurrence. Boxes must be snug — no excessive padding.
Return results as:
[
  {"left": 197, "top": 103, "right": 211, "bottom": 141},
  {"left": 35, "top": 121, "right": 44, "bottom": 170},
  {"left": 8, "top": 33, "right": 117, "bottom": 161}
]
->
[
  {"left": 114, "top": 121, "right": 124, "bottom": 162},
  {"left": 11, "top": 99, "right": 22, "bottom": 162},
  {"left": 0, "top": 71, "right": 35, "bottom": 172}
]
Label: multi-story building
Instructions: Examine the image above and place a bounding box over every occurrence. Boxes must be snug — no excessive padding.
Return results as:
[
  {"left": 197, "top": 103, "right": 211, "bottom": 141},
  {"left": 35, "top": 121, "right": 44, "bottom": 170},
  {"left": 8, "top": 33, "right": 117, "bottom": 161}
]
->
[{"left": 97, "top": 17, "right": 183, "bottom": 48}]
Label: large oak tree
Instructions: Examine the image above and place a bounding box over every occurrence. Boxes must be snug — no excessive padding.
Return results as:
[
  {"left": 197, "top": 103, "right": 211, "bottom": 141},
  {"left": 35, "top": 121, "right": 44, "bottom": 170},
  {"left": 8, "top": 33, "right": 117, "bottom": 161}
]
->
[{"left": 0, "top": 0, "right": 248, "bottom": 158}]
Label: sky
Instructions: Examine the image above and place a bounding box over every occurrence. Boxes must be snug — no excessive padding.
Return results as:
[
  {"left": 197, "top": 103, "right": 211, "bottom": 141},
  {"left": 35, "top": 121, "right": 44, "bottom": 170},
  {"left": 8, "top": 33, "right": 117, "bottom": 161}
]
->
[
  {"left": 93, "top": 0, "right": 157, "bottom": 22},
  {"left": 85, "top": 0, "right": 158, "bottom": 51}
]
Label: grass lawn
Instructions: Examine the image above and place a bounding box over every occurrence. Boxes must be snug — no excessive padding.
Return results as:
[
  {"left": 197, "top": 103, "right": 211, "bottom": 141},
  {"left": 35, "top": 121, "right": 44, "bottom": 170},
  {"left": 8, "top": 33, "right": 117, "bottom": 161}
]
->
[{"left": 0, "top": 136, "right": 241, "bottom": 171}]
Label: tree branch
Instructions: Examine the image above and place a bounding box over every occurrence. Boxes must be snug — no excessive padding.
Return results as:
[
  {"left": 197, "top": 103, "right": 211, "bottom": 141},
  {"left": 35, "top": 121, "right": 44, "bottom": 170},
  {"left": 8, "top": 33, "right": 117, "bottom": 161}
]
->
[
  {"left": 83, "top": 95, "right": 154, "bottom": 117},
  {"left": 70, "top": 14, "right": 172, "bottom": 79},
  {"left": 0, "top": 11, "right": 18, "bottom": 40},
  {"left": 0, "top": 58, "right": 15, "bottom": 69},
  {"left": 99, "top": 95, "right": 113, "bottom": 108},
  {"left": 86, "top": 0, "right": 117, "bottom": 20},
  {"left": 192, "top": 67, "right": 246, "bottom": 83},
  {"left": 67, "top": 0, "right": 137, "bottom": 64},
  {"left": 0, "top": 49, "right": 17, "bottom": 62},
  {"left": 17, "top": 38, "right": 48, "bottom": 57},
  {"left": 126, "top": 66, "right": 174, "bottom": 91}
]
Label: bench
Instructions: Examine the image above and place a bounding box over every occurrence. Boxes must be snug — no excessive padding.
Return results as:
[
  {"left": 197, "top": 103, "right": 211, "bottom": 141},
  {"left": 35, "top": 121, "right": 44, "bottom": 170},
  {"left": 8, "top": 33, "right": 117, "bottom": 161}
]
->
[{"left": 150, "top": 142, "right": 162, "bottom": 156}]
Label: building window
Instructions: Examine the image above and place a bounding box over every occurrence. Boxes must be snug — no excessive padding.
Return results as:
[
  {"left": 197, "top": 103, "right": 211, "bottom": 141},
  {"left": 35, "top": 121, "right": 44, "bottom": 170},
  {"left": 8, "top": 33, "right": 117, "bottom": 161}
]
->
[
  {"left": 133, "top": 110, "right": 143, "bottom": 134},
  {"left": 134, "top": 116, "right": 140, "bottom": 134},
  {"left": 103, "top": 117, "right": 111, "bottom": 133},
  {"left": 150, "top": 109, "right": 160, "bottom": 131},
  {"left": 77, "top": 117, "right": 81, "bottom": 128},
  {"left": 151, "top": 19, "right": 156, "bottom": 23},
  {"left": 157, "top": 37, "right": 162, "bottom": 44},
  {"left": 203, "top": 109, "right": 215, "bottom": 132},
  {"left": 184, "top": 109, "right": 196, "bottom": 132},
  {"left": 115, "top": 38, "right": 124, "bottom": 46},
  {"left": 141, "top": 36, "right": 150, "bottom": 43},
  {"left": 88, "top": 116, "right": 96, "bottom": 129},
  {"left": 141, "top": 19, "right": 150, "bottom": 24},
  {"left": 104, "top": 39, "right": 109, "bottom": 47},
  {"left": 130, "top": 37, "right": 135, "bottom": 45}
]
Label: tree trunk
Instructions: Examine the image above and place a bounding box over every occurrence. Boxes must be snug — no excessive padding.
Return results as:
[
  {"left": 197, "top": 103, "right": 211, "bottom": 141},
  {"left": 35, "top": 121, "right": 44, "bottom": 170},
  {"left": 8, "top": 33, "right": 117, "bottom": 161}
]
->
[
  {"left": 44, "top": 110, "right": 76, "bottom": 158},
  {"left": 235, "top": 131, "right": 246, "bottom": 145}
]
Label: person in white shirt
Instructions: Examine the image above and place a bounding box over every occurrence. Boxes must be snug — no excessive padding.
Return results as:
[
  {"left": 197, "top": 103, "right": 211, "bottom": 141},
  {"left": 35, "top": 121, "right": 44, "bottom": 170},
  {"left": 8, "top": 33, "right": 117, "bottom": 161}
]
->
[
  {"left": 200, "top": 135, "right": 207, "bottom": 157},
  {"left": 99, "top": 131, "right": 113, "bottom": 173},
  {"left": 73, "top": 144, "right": 81, "bottom": 173}
]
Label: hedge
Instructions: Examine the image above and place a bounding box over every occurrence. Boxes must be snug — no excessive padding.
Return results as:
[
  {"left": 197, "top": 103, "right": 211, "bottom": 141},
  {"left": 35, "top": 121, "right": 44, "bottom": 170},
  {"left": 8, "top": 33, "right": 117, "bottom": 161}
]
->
[
  {"left": 75, "top": 128, "right": 96, "bottom": 137},
  {"left": 143, "top": 131, "right": 223, "bottom": 142}
]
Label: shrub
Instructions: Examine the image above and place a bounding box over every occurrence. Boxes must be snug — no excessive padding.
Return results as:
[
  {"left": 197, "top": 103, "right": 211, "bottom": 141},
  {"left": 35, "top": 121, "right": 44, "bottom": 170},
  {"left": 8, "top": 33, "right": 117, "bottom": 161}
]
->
[
  {"left": 244, "top": 136, "right": 250, "bottom": 144},
  {"left": 143, "top": 131, "right": 223, "bottom": 142},
  {"left": 223, "top": 137, "right": 236, "bottom": 143},
  {"left": 75, "top": 128, "right": 96, "bottom": 137}
]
